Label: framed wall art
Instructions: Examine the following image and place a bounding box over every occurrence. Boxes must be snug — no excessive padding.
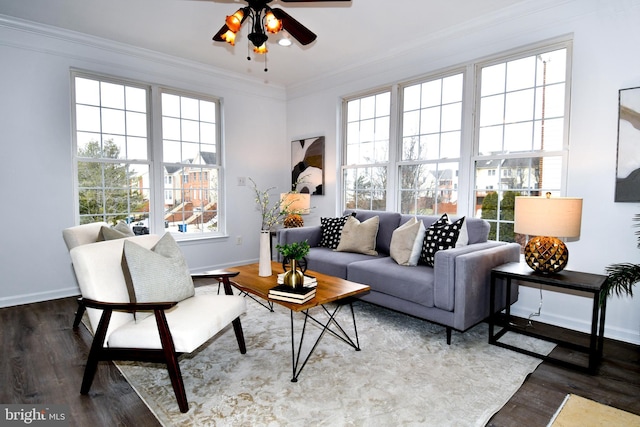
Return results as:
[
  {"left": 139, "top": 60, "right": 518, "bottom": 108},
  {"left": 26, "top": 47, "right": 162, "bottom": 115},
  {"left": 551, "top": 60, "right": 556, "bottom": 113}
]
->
[
  {"left": 615, "top": 87, "right": 640, "bottom": 202},
  {"left": 291, "top": 136, "right": 324, "bottom": 195}
]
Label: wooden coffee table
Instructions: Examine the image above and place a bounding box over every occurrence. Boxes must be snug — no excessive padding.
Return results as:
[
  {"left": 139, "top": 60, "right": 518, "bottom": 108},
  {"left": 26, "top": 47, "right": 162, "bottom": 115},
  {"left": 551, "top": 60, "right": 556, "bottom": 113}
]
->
[{"left": 226, "top": 261, "right": 370, "bottom": 382}]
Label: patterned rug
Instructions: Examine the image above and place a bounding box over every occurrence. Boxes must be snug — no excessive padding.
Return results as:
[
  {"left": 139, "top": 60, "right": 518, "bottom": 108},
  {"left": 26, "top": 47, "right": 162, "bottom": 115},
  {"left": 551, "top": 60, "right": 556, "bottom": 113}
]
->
[{"left": 114, "top": 285, "right": 555, "bottom": 426}]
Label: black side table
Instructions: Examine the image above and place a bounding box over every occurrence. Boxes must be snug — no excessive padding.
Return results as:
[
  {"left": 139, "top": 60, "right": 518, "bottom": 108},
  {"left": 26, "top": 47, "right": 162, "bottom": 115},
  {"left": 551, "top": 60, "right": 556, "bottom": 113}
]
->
[{"left": 489, "top": 262, "right": 607, "bottom": 373}]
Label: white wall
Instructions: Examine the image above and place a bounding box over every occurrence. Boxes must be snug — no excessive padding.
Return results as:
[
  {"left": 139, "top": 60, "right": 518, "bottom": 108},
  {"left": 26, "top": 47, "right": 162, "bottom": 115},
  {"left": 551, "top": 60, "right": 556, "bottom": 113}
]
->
[
  {"left": 0, "top": 18, "right": 289, "bottom": 307},
  {"left": 286, "top": 0, "right": 640, "bottom": 344}
]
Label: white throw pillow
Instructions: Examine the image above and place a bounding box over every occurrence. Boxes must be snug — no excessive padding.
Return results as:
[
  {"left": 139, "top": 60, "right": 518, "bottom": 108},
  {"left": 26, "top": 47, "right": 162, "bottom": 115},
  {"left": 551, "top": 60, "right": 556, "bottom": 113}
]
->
[
  {"left": 335, "top": 216, "right": 379, "bottom": 256},
  {"left": 390, "top": 217, "right": 426, "bottom": 266},
  {"left": 455, "top": 218, "right": 469, "bottom": 248}
]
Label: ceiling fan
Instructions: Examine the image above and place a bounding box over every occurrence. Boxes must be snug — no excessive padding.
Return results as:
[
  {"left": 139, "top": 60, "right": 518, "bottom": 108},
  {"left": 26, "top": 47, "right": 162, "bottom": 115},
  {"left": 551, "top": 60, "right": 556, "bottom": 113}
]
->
[{"left": 212, "top": 0, "right": 350, "bottom": 64}]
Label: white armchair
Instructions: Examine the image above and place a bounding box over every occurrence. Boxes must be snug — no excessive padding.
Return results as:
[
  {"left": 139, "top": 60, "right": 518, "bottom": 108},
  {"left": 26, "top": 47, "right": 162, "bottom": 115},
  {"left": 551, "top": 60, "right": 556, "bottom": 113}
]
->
[{"left": 64, "top": 224, "right": 247, "bottom": 413}]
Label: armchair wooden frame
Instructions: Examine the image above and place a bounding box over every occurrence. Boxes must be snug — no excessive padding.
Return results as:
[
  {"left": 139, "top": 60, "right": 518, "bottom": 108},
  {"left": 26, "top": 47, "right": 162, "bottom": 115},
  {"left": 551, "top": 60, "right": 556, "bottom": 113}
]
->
[{"left": 73, "top": 272, "right": 246, "bottom": 414}]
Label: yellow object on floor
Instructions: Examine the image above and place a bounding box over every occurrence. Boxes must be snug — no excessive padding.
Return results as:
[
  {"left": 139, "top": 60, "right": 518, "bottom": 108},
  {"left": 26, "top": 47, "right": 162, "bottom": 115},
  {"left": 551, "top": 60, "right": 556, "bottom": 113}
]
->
[{"left": 548, "top": 394, "right": 640, "bottom": 427}]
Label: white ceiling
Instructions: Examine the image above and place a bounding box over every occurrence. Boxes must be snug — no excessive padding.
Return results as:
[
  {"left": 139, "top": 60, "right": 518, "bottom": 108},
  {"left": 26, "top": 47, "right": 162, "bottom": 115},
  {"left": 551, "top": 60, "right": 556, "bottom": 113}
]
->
[{"left": 0, "top": 0, "right": 532, "bottom": 87}]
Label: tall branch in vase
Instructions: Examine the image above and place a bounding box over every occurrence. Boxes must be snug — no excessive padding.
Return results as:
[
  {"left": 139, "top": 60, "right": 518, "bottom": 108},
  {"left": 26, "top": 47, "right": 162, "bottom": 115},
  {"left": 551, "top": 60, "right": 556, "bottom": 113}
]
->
[{"left": 248, "top": 177, "right": 289, "bottom": 230}]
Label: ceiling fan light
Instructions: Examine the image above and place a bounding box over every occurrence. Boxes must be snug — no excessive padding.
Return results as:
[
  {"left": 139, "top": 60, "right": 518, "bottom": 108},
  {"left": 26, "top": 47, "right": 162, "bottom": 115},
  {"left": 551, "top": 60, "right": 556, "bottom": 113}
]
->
[
  {"left": 253, "top": 43, "right": 268, "bottom": 54},
  {"left": 264, "top": 11, "right": 282, "bottom": 34},
  {"left": 221, "top": 30, "right": 236, "bottom": 46},
  {"left": 278, "top": 35, "right": 292, "bottom": 47},
  {"left": 225, "top": 9, "right": 244, "bottom": 33}
]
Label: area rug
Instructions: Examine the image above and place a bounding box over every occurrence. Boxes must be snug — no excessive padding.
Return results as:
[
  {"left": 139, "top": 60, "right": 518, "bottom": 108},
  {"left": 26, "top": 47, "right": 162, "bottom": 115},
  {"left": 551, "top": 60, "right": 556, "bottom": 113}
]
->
[
  {"left": 547, "top": 394, "right": 640, "bottom": 427},
  {"left": 113, "top": 285, "right": 555, "bottom": 426}
]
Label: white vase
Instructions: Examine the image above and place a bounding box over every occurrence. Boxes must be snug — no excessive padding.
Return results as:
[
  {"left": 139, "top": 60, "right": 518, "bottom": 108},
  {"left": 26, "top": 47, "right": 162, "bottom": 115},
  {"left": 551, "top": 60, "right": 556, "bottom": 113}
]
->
[{"left": 258, "top": 230, "right": 272, "bottom": 277}]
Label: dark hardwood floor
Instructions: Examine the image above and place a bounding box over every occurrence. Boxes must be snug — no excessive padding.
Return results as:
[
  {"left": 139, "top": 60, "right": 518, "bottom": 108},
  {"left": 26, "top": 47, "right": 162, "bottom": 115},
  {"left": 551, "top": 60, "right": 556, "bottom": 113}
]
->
[
  {"left": 488, "top": 320, "right": 640, "bottom": 426},
  {"left": 0, "top": 297, "right": 160, "bottom": 427},
  {"left": 1, "top": 296, "right": 638, "bottom": 426}
]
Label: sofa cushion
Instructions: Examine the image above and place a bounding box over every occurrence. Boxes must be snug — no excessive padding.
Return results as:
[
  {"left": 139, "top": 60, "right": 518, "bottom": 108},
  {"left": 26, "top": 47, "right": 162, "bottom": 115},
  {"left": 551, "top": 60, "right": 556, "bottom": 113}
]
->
[
  {"left": 419, "top": 214, "right": 466, "bottom": 267},
  {"left": 390, "top": 217, "right": 426, "bottom": 266},
  {"left": 348, "top": 257, "right": 435, "bottom": 308},
  {"left": 336, "top": 215, "right": 379, "bottom": 256},
  {"left": 305, "top": 247, "right": 381, "bottom": 279},
  {"left": 319, "top": 214, "right": 353, "bottom": 249},
  {"left": 122, "top": 232, "right": 195, "bottom": 303}
]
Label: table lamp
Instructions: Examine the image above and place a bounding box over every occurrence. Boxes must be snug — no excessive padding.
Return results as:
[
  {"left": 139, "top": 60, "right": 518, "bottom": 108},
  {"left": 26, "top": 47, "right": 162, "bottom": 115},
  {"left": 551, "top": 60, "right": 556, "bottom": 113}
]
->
[
  {"left": 514, "top": 193, "right": 583, "bottom": 274},
  {"left": 280, "top": 193, "right": 310, "bottom": 228}
]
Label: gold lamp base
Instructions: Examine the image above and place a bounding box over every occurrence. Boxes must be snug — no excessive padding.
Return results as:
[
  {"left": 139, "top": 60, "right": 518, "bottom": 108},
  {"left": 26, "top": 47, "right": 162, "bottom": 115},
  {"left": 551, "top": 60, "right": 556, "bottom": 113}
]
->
[
  {"left": 283, "top": 213, "right": 304, "bottom": 228},
  {"left": 523, "top": 236, "right": 569, "bottom": 274}
]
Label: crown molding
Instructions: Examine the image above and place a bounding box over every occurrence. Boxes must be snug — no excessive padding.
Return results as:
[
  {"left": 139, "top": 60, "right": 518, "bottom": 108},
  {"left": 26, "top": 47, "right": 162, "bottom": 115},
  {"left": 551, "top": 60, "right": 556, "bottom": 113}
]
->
[{"left": 0, "top": 14, "right": 286, "bottom": 100}]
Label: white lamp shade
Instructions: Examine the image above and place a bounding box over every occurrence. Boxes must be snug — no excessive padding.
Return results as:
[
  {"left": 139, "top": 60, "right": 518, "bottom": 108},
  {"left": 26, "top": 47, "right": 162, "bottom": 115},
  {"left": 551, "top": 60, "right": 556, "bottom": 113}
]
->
[
  {"left": 514, "top": 196, "right": 583, "bottom": 238},
  {"left": 280, "top": 193, "right": 310, "bottom": 214}
]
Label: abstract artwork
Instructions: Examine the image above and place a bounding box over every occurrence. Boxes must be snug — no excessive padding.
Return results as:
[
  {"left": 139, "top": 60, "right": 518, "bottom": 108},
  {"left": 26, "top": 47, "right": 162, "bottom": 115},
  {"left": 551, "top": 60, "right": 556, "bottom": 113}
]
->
[
  {"left": 291, "top": 136, "right": 324, "bottom": 195},
  {"left": 615, "top": 87, "right": 640, "bottom": 202}
]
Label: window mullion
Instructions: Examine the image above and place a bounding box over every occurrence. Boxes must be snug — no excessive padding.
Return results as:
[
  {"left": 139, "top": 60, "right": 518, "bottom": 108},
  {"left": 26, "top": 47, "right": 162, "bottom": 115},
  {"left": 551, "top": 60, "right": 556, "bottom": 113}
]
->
[
  {"left": 387, "top": 83, "right": 400, "bottom": 211},
  {"left": 149, "top": 85, "right": 164, "bottom": 234}
]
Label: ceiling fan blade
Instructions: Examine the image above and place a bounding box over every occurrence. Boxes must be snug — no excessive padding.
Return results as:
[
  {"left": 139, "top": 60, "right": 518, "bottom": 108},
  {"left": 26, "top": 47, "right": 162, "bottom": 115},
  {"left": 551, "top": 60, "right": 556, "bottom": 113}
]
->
[
  {"left": 212, "top": 24, "right": 229, "bottom": 42},
  {"left": 271, "top": 8, "right": 316, "bottom": 45}
]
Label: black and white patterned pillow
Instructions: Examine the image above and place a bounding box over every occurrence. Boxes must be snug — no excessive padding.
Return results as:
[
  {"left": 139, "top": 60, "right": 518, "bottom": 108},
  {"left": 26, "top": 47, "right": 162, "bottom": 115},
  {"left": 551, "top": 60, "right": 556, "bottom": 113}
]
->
[
  {"left": 319, "top": 214, "right": 354, "bottom": 249},
  {"left": 419, "top": 214, "right": 465, "bottom": 267}
]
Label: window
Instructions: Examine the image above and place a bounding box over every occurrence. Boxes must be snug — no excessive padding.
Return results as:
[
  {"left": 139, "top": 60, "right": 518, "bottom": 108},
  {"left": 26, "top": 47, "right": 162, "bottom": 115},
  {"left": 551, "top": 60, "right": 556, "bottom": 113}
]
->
[
  {"left": 72, "top": 72, "right": 223, "bottom": 237},
  {"left": 161, "top": 91, "right": 220, "bottom": 233},
  {"left": 474, "top": 47, "right": 568, "bottom": 242},
  {"left": 343, "top": 91, "right": 391, "bottom": 210},
  {"left": 399, "top": 73, "right": 463, "bottom": 215},
  {"left": 73, "top": 76, "right": 150, "bottom": 226},
  {"left": 341, "top": 40, "right": 571, "bottom": 244}
]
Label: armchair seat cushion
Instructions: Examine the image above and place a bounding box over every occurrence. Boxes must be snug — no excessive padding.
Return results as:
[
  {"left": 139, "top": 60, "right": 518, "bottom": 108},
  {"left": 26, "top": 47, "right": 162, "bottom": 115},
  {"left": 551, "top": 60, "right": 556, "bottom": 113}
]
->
[{"left": 107, "top": 294, "right": 246, "bottom": 353}]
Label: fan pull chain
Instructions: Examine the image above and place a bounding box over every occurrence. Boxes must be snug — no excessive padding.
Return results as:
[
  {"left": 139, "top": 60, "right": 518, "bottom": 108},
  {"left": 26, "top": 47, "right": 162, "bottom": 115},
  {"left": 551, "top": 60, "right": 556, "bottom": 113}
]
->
[
  {"left": 247, "top": 41, "right": 251, "bottom": 61},
  {"left": 264, "top": 51, "right": 268, "bottom": 72}
]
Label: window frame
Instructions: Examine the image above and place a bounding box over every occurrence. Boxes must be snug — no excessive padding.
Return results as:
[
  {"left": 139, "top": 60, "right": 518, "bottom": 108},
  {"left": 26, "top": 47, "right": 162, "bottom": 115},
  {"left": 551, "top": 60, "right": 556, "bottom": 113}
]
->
[
  {"left": 70, "top": 70, "right": 226, "bottom": 240},
  {"left": 340, "top": 37, "right": 573, "bottom": 244},
  {"left": 341, "top": 88, "right": 394, "bottom": 211},
  {"left": 397, "top": 68, "right": 467, "bottom": 216},
  {"left": 471, "top": 40, "right": 572, "bottom": 242}
]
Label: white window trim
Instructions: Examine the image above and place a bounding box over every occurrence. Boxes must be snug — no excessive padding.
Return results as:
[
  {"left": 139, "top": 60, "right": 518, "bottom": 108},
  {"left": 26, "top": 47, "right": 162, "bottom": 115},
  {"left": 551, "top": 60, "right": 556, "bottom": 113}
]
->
[
  {"left": 70, "top": 69, "right": 226, "bottom": 240},
  {"left": 340, "top": 36, "right": 573, "bottom": 225}
]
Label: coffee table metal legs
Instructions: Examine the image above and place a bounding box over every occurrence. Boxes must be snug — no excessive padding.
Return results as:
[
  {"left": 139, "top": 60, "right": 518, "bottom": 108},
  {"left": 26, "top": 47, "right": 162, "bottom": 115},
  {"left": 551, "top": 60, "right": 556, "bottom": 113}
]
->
[{"left": 289, "top": 301, "right": 361, "bottom": 382}]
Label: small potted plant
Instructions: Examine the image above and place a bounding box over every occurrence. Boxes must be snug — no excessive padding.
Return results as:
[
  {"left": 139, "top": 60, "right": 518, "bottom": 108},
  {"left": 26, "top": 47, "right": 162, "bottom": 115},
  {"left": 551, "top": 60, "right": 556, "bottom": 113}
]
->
[{"left": 276, "top": 240, "right": 310, "bottom": 288}]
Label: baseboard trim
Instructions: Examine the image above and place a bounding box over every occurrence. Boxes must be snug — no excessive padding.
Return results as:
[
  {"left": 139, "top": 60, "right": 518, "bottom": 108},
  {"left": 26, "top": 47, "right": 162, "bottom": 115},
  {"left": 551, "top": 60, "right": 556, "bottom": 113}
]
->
[
  {"left": 510, "top": 306, "right": 640, "bottom": 346},
  {"left": 0, "top": 287, "right": 80, "bottom": 309}
]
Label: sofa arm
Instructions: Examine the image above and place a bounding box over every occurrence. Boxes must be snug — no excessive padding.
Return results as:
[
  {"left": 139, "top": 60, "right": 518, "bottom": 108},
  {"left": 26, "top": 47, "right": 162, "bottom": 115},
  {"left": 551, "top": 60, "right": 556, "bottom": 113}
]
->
[
  {"left": 276, "top": 226, "right": 323, "bottom": 261},
  {"left": 434, "top": 242, "right": 520, "bottom": 314},
  {"left": 450, "top": 242, "right": 521, "bottom": 330}
]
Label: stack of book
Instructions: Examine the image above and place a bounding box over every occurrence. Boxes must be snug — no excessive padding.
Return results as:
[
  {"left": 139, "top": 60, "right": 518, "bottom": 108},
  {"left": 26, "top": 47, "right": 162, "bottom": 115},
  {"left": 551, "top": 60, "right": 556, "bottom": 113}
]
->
[
  {"left": 276, "top": 273, "right": 317, "bottom": 287},
  {"left": 268, "top": 283, "right": 316, "bottom": 304}
]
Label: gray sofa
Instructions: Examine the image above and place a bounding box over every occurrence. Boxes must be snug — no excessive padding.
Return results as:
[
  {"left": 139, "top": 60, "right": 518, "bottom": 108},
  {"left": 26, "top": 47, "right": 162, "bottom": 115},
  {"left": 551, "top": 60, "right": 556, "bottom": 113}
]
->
[{"left": 277, "top": 209, "right": 521, "bottom": 343}]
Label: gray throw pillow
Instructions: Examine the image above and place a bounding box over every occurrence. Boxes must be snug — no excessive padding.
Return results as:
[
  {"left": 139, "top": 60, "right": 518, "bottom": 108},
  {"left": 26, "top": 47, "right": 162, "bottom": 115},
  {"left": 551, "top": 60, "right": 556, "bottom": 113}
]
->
[
  {"left": 100, "top": 221, "right": 135, "bottom": 241},
  {"left": 122, "top": 233, "right": 195, "bottom": 303},
  {"left": 335, "top": 215, "right": 379, "bottom": 256}
]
